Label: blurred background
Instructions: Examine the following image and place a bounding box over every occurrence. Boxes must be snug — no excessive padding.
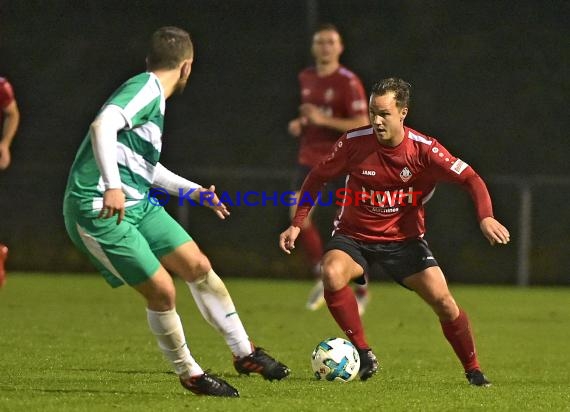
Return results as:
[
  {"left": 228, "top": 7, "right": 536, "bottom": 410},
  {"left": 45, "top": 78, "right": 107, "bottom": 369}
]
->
[{"left": 0, "top": 0, "right": 568, "bottom": 284}]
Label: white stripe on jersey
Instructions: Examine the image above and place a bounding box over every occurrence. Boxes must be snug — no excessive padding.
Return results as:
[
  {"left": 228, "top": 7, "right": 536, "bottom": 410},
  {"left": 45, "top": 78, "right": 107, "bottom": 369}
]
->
[
  {"left": 96, "top": 174, "right": 145, "bottom": 200},
  {"left": 408, "top": 131, "right": 433, "bottom": 145},
  {"left": 122, "top": 75, "right": 161, "bottom": 128},
  {"left": 422, "top": 187, "right": 436, "bottom": 205},
  {"left": 76, "top": 223, "right": 127, "bottom": 285},
  {"left": 332, "top": 174, "right": 351, "bottom": 236},
  {"left": 116, "top": 142, "right": 156, "bottom": 184},
  {"left": 347, "top": 127, "right": 373, "bottom": 139},
  {"left": 91, "top": 196, "right": 142, "bottom": 211},
  {"left": 132, "top": 121, "right": 162, "bottom": 152}
]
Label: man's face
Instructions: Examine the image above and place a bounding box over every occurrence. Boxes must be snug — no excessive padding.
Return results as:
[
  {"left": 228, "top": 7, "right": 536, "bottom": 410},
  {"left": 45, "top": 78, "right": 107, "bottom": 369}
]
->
[
  {"left": 369, "top": 92, "right": 407, "bottom": 143},
  {"left": 311, "top": 30, "right": 343, "bottom": 65}
]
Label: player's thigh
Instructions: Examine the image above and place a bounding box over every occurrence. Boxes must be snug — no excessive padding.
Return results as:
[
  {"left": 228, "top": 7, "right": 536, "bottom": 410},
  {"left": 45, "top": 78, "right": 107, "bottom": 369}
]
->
[
  {"left": 377, "top": 238, "right": 439, "bottom": 288},
  {"left": 137, "top": 206, "right": 210, "bottom": 281},
  {"left": 137, "top": 205, "right": 193, "bottom": 258},
  {"left": 132, "top": 265, "right": 177, "bottom": 311},
  {"left": 64, "top": 211, "right": 160, "bottom": 288},
  {"left": 321, "top": 249, "right": 365, "bottom": 291},
  {"left": 403, "top": 266, "right": 459, "bottom": 318},
  {"left": 160, "top": 241, "right": 212, "bottom": 282}
]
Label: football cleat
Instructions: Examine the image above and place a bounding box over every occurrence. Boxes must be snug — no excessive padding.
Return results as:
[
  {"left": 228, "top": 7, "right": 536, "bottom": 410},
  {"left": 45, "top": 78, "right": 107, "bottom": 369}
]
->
[
  {"left": 357, "top": 348, "right": 379, "bottom": 381},
  {"left": 306, "top": 280, "right": 325, "bottom": 311},
  {"left": 466, "top": 369, "right": 492, "bottom": 387},
  {"left": 179, "top": 372, "right": 239, "bottom": 397},
  {"left": 0, "top": 244, "right": 8, "bottom": 288},
  {"left": 234, "top": 347, "right": 291, "bottom": 381}
]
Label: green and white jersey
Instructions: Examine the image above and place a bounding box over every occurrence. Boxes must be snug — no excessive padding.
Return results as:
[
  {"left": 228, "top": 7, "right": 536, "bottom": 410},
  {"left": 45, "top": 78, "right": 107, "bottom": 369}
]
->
[{"left": 64, "top": 72, "right": 165, "bottom": 212}]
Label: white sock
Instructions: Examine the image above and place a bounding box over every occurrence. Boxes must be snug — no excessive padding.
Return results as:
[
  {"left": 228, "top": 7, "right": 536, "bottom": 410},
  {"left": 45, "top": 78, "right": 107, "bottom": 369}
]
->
[
  {"left": 146, "top": 308, "right": 204, "bottom": 377},
  {"left": 187, "top": 269, "right": 252, "bottom": 358}
]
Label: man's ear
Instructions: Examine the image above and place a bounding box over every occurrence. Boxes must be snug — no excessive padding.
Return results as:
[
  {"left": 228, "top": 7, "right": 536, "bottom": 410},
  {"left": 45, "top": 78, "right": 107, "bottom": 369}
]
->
[{"left": 181, "top": 59, "right": 192, "bottom": 78}]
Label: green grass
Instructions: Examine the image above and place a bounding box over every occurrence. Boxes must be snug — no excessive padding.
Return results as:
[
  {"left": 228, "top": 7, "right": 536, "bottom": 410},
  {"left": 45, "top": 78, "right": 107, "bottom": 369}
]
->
[{"left": 0, "top": 273, "right": 569, "bottom": 411}]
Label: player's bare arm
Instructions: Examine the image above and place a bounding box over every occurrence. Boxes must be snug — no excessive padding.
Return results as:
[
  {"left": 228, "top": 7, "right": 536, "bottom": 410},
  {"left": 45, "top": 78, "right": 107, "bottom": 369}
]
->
[
  {"left": 279, "top": 226, "right": 301, "bottom": 254},
  {"left": 0, "top": 100, "right": 20, "bottom": 170},
  {"left": 480, "top": 217, "right": 510, "bottom": 246}
]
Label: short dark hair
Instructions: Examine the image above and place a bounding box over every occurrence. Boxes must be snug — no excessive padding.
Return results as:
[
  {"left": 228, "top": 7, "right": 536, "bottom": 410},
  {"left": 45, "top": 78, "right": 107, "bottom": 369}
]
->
[
  {"left": 314, "top": 23, "right": 342, "bottom": 40},
  {"left": 147, "top": 26, "right": 193, "bottom": 71},
  {"left": 315, "top": 23, "right": 340, "bottom": 34},
  {"left": 371, "top": 78, "right": 411, "bottom": 109}
]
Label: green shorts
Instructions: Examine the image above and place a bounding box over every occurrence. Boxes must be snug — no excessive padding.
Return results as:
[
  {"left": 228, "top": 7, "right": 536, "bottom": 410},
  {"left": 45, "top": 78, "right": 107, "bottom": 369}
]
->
[{"left": 64, "top": 200, "right": 192, "bottom": 288}]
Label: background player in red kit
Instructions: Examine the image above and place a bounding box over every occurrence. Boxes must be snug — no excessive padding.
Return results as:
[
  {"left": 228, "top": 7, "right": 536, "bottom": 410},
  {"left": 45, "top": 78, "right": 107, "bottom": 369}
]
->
[
  {"left": 280, "top": 78, "right": 510, "bottom": 385},
  {"left": 0, "top": 76, "right": 21, "bottom": 288},
  {"left": 287, "top": 24, "right": 370, "bottom": 312}
]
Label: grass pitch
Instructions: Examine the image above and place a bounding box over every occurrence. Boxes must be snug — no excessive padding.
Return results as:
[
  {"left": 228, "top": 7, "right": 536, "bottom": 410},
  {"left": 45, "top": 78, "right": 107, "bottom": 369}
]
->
[{"left": 0, "top": 273, "right": 568, "bottom": 411}]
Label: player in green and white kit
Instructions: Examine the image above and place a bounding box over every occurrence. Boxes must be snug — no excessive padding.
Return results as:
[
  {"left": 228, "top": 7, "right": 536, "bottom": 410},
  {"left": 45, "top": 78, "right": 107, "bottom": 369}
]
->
[{"left": 63, "top": 26, "right": 289, "bottom": 397}]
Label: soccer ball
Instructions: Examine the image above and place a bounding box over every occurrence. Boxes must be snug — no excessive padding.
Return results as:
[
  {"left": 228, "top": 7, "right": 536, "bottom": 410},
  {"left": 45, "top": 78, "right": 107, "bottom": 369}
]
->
[{"left": 311, "top": 337, "right": 360, "bottom": 382}]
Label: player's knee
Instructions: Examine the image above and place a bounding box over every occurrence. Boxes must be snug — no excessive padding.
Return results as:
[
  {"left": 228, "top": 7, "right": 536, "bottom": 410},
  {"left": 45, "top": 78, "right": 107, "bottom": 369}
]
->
[
  {"left": 146, "top": 284, "right": 176, "bottom": 311},
  {"left": 186, "top": 253, "right": 212, "bottom": 279},
  {"left": 432, "top": 293, "right": 458, "bottom": 320},
  {"left": 321, "top": 260, "right": 349, "bottom": 291}
]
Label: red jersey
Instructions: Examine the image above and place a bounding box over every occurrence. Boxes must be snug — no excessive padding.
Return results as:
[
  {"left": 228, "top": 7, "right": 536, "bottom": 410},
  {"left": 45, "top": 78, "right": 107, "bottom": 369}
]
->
[
  {"left": 0, "top": 77, "right": 15, "bottom": 127},
  {"left": 293, "top": 126, "right": 494, "bottom": 242},
  {"left": 297, "top": 66, "right": 367, "bottom": 167}
]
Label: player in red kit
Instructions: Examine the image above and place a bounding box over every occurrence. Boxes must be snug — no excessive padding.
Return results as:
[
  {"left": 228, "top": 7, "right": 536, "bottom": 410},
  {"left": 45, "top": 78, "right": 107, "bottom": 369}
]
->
[
  {"left": 287, "top": 24, "right": 370, "bottom": 313},
  {"left": 0, "top": 76, "right": 21, "bottom": 288},
  {"left": 280, "top": 78, "right": 510, "bottom": 386}
]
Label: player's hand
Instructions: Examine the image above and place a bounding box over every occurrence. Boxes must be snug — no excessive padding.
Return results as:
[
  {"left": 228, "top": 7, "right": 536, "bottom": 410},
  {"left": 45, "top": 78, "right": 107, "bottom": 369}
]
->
[
  {"left": 279, "top": 226, "right": 301, "bottom": 254},
  {"left": 299, "top": 103, "right": 325, "bottom": 126},
  {"left": 99, "top": 188, "right": 126, "bottom": 224},
  {"left": 0, "top": 143, "right": 11, "bottom": 170},
  {"left": 288, "top": 118, "right": 303, "bottom": 137},
  {"left": 480, "top": 217, "right": 510, "bottom": 245},
  {"left": 192, "top": 185, "right": 230, "bottom": 220}
]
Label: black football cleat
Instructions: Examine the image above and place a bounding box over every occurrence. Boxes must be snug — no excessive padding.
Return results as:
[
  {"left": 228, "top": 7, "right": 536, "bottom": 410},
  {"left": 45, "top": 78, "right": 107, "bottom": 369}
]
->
[
  {"left": 234, "top": 347, "right": 291, "bottom": 381},
  {"left": 357, "top": 348, "right": 379, "bottom": 381},
  {"left": 466, "top": 369, "right": 492, "bottom": 387},
  {"left": 179, "top": 372, "right": 240, "bottom": 397}
]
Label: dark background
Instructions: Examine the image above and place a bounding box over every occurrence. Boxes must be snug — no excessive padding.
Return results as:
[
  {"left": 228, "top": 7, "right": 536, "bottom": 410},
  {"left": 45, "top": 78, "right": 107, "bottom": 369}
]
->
[{"left": 0, "top": 0, "right": 568, "bottom": 284}]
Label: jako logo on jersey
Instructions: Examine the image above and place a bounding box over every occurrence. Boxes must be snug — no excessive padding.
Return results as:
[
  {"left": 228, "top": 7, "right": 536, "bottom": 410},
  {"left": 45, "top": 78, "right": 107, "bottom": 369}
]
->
[
  {"left": 400, "top": 167, "right": 412, "bottom": 182},
  {"left": 324, "top": 88, "right": 334, "bottom": 102},
  {"left": 361, "top": 170, "right": 376, "bottom": 176}
]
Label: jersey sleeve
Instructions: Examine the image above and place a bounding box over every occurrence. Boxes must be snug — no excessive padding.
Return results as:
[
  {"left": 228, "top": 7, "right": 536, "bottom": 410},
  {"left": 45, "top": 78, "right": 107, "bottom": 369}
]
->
[
  {"left": 427, "top": 139, "right": 493, "bottom": 221},
  {"left": 292, "top": 135, "right": 350, "bottom": 227},
  {"left": 104, "top": 75, "right": 161, "bottom": 129},
  {"left": 0, "top": 79, "right": 15, "bottom": 109},
  {"left": 344, "top": 76, "right": 368, "bottom": 117}
]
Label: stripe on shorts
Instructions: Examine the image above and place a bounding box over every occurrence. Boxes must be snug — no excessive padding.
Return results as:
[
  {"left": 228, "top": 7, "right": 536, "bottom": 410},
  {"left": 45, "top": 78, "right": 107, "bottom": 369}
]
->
[{"left": 76, "top": 223, "right": 127, "bottom": 285}]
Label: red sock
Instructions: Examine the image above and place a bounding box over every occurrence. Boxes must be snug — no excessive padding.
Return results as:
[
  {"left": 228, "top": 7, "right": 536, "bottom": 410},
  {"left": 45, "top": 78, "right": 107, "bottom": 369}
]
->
[
  {"left": 324, "top": 286, "right": 369, "bottom": 350},
  {"left": 440, "top": 309, "right": 480, "bottom": 372},
  {"left": 299, "top": 222, "right": 323, "bottom": 268}
]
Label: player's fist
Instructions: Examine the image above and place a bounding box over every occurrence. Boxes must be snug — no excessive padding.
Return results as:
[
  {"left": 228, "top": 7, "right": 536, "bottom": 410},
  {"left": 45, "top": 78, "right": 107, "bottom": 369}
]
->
[
  {"left": 288, "top": 118, "right": 303, "bottom": 137},
  {"left": 279, "top": 226, "right": 301, "bottom": 254}
]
